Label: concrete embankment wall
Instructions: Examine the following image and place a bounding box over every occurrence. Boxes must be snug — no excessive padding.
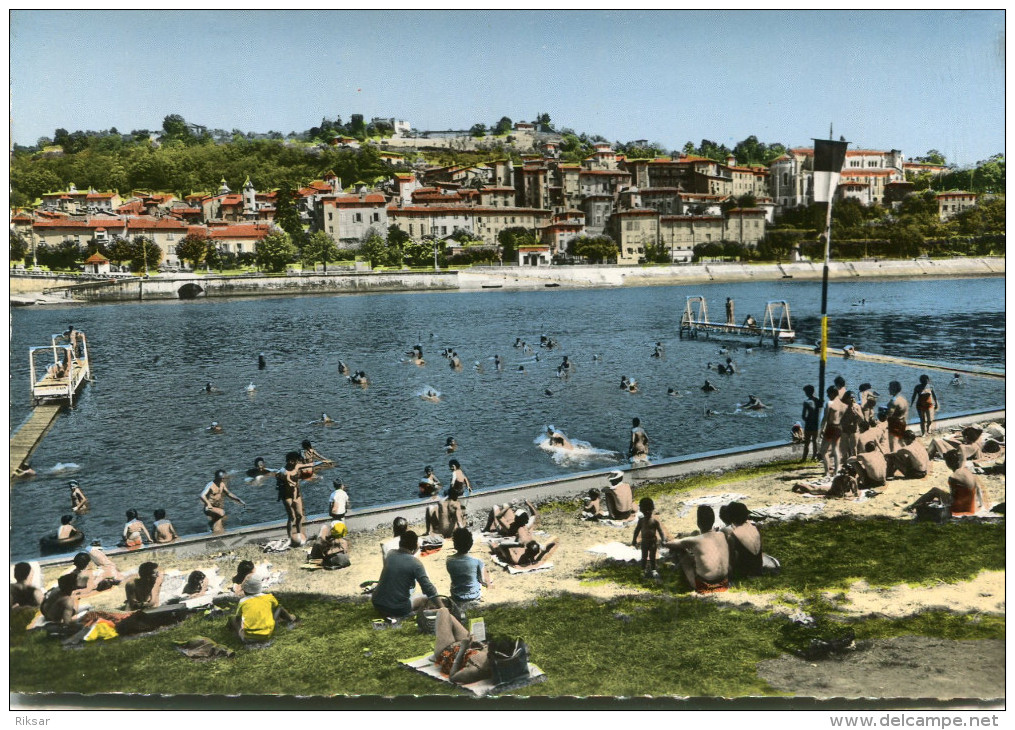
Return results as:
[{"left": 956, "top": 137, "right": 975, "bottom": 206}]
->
[
  {"left": 12, "top": 257, "right": 1004, "bottom": 302},
  {"left": 30, "top": 408, "right": 1004, "bottom": 568}
]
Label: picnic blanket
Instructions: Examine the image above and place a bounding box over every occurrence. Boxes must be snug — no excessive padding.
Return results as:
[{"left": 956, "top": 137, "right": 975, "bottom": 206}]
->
[
  {"left": 598, "top": 516, "right": 638, "bottom": 528},
  {"left": 749, "top": 503, "right": 826, "bottom": 521},
  {"left": 586, "top": 542, "right": 642, "bottom": 563},
  {"left": 399, "top": 654, "right": 546, "bottom": 696}
]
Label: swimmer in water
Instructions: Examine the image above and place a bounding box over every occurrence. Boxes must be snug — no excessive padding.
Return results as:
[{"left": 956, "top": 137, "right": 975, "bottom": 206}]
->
[
  {"left": 69, "top": 480, "right": 89, "bottom": 514},
  {"left": 652, "top": 342, "right": 664, "bottom": 359},
  {"left": 557, "top": 355, "right": 572, "bottom": 376},
  {"left": 514, "top": 337, "right": 523, "bottom": 348},
  {"left": 56, "top": 514, "right": 82, "bottom": 541},
  {"left": 350, "top": 370, "right": 369, "bottom": 386},
  {"left": 208, "top": 421, "right": 223, "bottom": 434},
  {"left": 702, "top": 380, "right": 718, "bottom": 392},
  {"left": 627, "top": 379, "right": 639, "bottom": 394},
  {"left": 204, "top": 382, "right": 221, "bottom": 394},
  {"left": 301, "top": 439, "right": 334, "bottom": 467},
  {"left": 725, "top": 357, "right": 737, "bottom": 374},
  {"left": 200, "top": 470, "right": 245, "bottom": 535},
  {"left": 246, "top": 457, "right": 274, "bottom": 478},
  {"left": 494, "top": 355, "right": 503, "bottom": 370},
  {"left": 422, "top": 388, "right": 441, "bottom": 403},
  {"left": 449, "top": 352, "right": 463, "bottom": 370},
  {"left": 338, "top": 360, "right": 350, "bottom": 376},
  {"left": 592, "top": 354, "right": 601, "bottom": 362},
  {"left": 418, "top": 465, "right": 442, "bottom": 498},
  {"left": 13, "top": 461, "right": 36, "bottom": 479},
  {"left": 629, "top": 418, "right": 650, "bottom": 462},
  {"left": 950, "top": 373, "right": 962, "bottom": 386},
  {"left": 620, "top": 375, "right": 630, "bottom": 390},
  {"left": 704, "top": 408, "right": 720, "bottom": 417},
  {"left": 246, "top": 382, "right": 256, "bottom": 392},
  {"left": 546, "top": 426, "right": 574, "bottom": 450},
  {"left": 445, "top": 437, "right": 458, "bottom": 453},
  {"left": 742, "top": 394, "right": 768, "bottom": 411},
  {"left": 517, "top": 365, "right": 526, "bottom": 373},
  {"left": 319, "top": 413, "right": 335, "bottom": 425},
  {"left": 258, "top": 353, "right": 266, "bottom": 370},
  {"left": 667, "top": 387, "right": 679, "bottom": 397},
  {"left": 544, "top": 389, "right": 554, "bottom": 396},
  {"left": 449, "top": 459, "right": 473, "bottom": 495}
]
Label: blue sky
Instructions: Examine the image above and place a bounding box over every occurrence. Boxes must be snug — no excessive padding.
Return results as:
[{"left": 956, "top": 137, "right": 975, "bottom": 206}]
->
[{"left": 9, "top": 10, "right": 1005, "bottom": 166}]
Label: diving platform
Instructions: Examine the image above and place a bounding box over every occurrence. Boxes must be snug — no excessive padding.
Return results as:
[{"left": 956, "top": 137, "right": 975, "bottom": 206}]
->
[
  {"left": 30, "top": 333, "right": 90, "bottom": 406},
  {"left": 679, "top": 297, "right": 796, "bottom": 346},
  {"left": 10, "top": 405, "right": 62, "bottom": 479}
]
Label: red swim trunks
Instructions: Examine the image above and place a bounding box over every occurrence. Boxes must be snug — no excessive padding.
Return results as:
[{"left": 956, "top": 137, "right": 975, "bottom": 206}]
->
[
  {"left": 694, "top": 577, "right": 730, "bottom": 594},
  {"left": 823, "top": 425, "right": 841, "bottom": 442}
]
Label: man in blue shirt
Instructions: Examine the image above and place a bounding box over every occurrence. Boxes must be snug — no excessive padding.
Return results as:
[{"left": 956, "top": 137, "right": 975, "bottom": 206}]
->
[{"left": 372, "top": 530, "right": 444, "bottom": 618}]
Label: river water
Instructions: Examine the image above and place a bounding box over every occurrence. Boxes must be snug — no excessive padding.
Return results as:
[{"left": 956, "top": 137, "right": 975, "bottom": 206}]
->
[{"left": 8, "top": 276, "right": 1005, "bottom": 559}]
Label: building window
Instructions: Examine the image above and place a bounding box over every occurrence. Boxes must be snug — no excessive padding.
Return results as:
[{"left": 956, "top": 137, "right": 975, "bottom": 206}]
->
[
  {"left": 328, "top": 212, "right": 333, "bottom": 221},
  {"left": 237, "top": 244, "right": 244, "bottom": 252},
  {"left": 372, "top": 212, "right": 379, "bottom": 222},
  {"left": 354, "top": 213, "right": 362, "bottom": 223},
  {"left": 167, "top": 233, "right": 174, "bottom": 241}
]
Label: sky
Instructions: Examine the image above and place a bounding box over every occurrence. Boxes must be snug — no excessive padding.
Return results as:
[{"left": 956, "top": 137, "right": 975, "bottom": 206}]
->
[{"left": 8, "top": 10, "right": 1006, "bottom": 166}]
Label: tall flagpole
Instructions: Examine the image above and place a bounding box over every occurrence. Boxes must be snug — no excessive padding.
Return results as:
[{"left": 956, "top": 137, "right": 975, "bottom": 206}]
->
[{"left": 813, "top": 131, "right": 849, "bottom": 401}]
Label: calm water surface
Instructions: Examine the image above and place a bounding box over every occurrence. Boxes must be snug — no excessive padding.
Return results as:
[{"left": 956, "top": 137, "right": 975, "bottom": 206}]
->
[{"left": 8, "top": 277, "right": 1005, "bottom": 558}]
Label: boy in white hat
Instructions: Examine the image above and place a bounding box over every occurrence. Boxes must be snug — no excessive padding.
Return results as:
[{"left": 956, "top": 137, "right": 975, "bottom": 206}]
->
[
  {"left": 603, "top": 470, "right": 635, "bottom": 519},
  {"left": 228, "top": 576, "right": 296, "bottom": 643}
]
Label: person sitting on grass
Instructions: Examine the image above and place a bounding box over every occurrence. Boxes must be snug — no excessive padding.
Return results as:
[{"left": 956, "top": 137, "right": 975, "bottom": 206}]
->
[
  {"left": 846, "top": 441, "right": 888, "bottom": 490},
  {"left": 722, "top": 502, "right": 763, "bottom": 580},
  {"left": 663, "top": 505, "right": 730, "bottom": 594},
  {"left": 227, "top": 576, "right": 297, "bottom": 643},
  {"left": 446, "top": 527, "right": 493, "bottom": 604},
  {"left": 10, "top": 562, "right": 43, "bottom": 609},
  {"left": 230, "top": 560, "right": 256, "bottom": 596},
  {"left": 632, "top": 497, "right": 667, "bottom": 579},
  {"left": 372, "top": 530, "right": 445, "bottom": 619},
  {"left": 311, "top": 521, "right": 351, "bottom": 570},
  {"left": 603, "top": 471, "right": 635, "bottom": 520},
  {"left": 125, "top": 562, "right": 163, "bottom": 610},
  {"left": 424, "top": 485, "right": 467, "bottom": 538},
  {"left": 181, "top": 571, "right": 209, "bottom": 598},
  {"left": 65, "top": 552, "right": 99, "bottom": 596},
  {"left": 904, "top": 449, "right": 990, "bottom": 517},
  {"left": 581, "top": 488, "right": 604, "bottom": 520},
  {"left": 381, "top": 517, "right": 409, "bottom": 564},
  {"left": 40, "top": 573, "right": 81, "bottom": 625},
  {"left": 885, "top": 430, "right": 931, "bottom": 480}
]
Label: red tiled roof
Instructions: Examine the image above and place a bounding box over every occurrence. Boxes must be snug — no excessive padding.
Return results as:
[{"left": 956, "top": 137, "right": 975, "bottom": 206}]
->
[
  {"left": 659, "top": 215, "right": 723, "bottom": 223},
  {"left": 579, "top": 170, "right": 631, "bottom": 177},
  {"left": 206, "top": 224, "right": 272, "bottom": 239},
  {"left": 125, "top": 216, "right": 189, "bottom": 229},
  {"left": 86, "top": 192, "right": 116, "bottom": 199},
  {"left": 320, "top": 193, "right": 387, "bottom": 206},
  {"left": 387, "top": 205, "right": 550, "bottom": 216},
  {"left": 84, "top": 252, "right": 109, "bottom": 263},
  {"left": 220, "top": 195, "right": 243, "bottom": 205}
]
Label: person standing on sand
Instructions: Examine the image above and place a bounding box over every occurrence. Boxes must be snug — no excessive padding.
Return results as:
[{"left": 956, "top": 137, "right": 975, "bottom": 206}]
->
[
  {"left": 276, "top": 452, "right": 307, "bottom": 545},
  {"left": 818, "top": 385, "right": 846, "bottom": 477},
  {"left": 838, "top": 391, "right": 866, "bottom": 459},
  {"left": 884, "top": 381, "right": 909, "bottom": 452},
  {"left": 912, "top": 374, "right": 939, "bottom": 436},
  {"left": 629, "top": 418, "right": 649, "bottom": 462},
  {"left": 200, "top": 470, "right": 245, "bottom": 535},
  {"left": 800, "top": 385, "right": 822, "bottom": 461}
]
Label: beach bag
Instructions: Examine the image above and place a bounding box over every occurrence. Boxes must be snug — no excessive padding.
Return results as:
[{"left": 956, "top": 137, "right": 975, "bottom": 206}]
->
[
  {"left": 915, "top": 502, "right": 951, "bottom": 524},
  {"left": 417, "top": 596, "right": 465, "bottom": 635},
  {"left": 488, "top": 636, "right": 530, "bottom": 685},
  {"left": 323, "top": 552, "right": 351, "bottom": 570}
]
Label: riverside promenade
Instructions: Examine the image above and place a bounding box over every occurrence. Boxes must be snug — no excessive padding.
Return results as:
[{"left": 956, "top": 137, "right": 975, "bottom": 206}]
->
[{"left": 11, "top": 256, "right": 1004, "bottom": 303}]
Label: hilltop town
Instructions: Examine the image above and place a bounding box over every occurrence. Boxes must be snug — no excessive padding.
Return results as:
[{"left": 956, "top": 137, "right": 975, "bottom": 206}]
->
[{"left": 9, "top": 116, "right": 1002, "bottom": 274}]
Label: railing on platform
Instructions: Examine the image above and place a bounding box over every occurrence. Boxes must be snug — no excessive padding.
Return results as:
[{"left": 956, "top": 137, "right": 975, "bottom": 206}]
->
[
  {"left": 29, "top": 333, "right": 90, "bottom": 406},
  {"left": 679, "top": 296, "right": 795, "bottom": 346}
]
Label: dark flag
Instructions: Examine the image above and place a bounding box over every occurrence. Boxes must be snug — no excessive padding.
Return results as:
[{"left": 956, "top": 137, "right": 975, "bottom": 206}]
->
[{"left": 813, "top": 138, "right": 849, "bottom": 202}]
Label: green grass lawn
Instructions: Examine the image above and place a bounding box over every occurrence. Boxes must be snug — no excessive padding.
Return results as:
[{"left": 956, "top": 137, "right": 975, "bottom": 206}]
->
[{"left": 11, "top": 516, "right": 1003, "bottom": 698}]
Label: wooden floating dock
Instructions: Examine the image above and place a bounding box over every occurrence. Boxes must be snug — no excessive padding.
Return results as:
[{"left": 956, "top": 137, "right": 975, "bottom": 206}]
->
[
  {"left": 10, "top": 404, "right": 63, "bottom": 479},
  {"left": 679, "top": 297, "right": 796, "bottom": 346},
  {"left": 782, "top": 345, "right": 1006, "bottom": 380}
]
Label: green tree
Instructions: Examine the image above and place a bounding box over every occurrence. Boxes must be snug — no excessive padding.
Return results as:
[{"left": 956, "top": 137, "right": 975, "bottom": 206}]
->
[
  {"left": 349, "top": 114, "right": 366, "bottom": 139},
  {"left": 255, "top": 231, "right": 298, "bottom": 272},
  {"left": 403, "top": 238, "right": 434, "bottom": 267},
  {"left": 535, "top": 113, "right": 553, "bottom": 131},
  {"left": 386, "top": 225, "right": 411, "bottom": 267},
  {"left": 129, "top": 235, "right": 162, "bottom": 273},
  {"left": 916, "top": 150, "right": 947, "bottom": 165},
  {"left": 273, "top": 181, "right": 305, "bottom": 248},
  {"left": 493, "top": 116, "right": 513, "bottom": 135},
  {"left": 175, "top": 233, "right": 211, "bottom": 269},
  {"left": 497, "top": 226, "right": 535, "bottom": 262},
  {"left": 302, "top": 230, "right": 340, "bottom": 271},
  {"left": 358, "top": 232, "right": 389, "bottom": 267},
  {"left": 10, "top": 232, "right": 28, "bottom": 262},
  {"left": 469, "top": 123, "right": 487, "bottom": 138},
  {"left": 107, "top": 237, "right": 133, "bottom": 268},
  {"left": 572, "top": 235, "right": 618, "bottom": 264}
]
